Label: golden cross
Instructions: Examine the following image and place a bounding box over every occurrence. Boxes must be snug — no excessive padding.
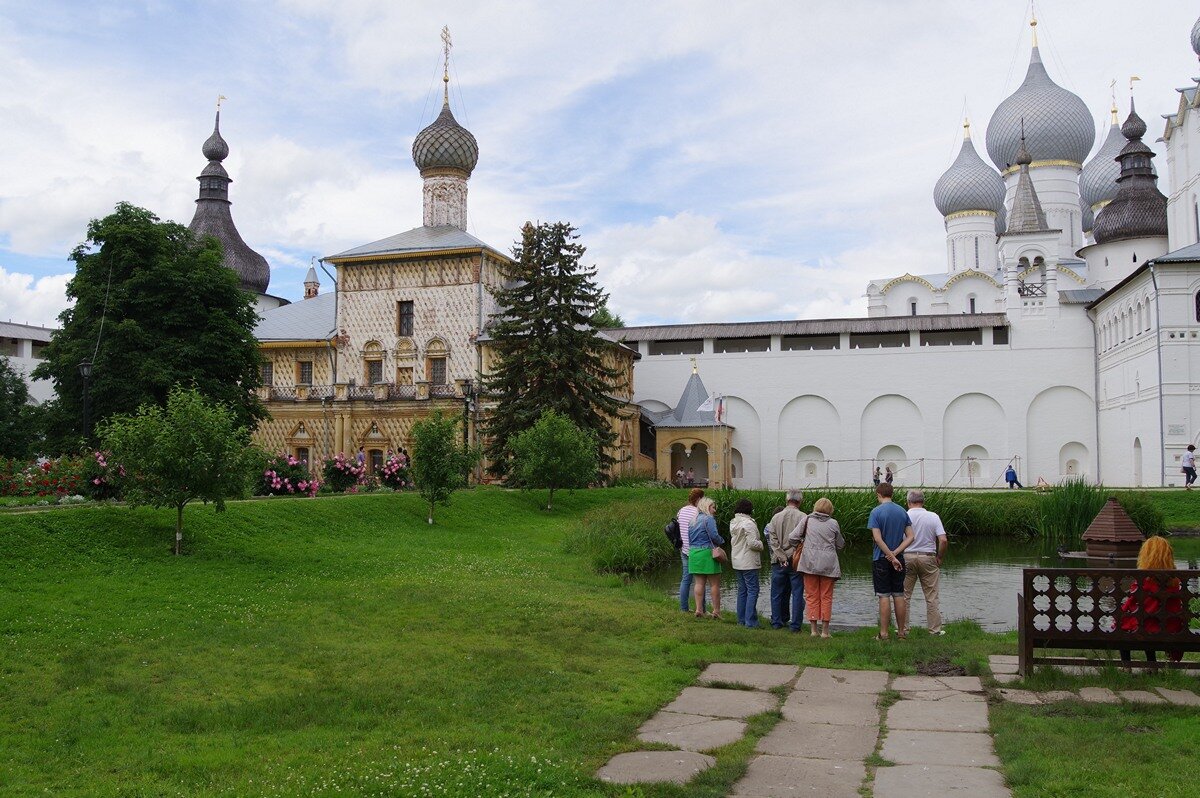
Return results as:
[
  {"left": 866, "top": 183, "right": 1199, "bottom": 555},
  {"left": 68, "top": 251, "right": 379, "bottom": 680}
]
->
[
  {"left": 441, "top": 25, "right": 452, "bottom": 102},
  {"left": 690, "top": 356, "right": 697, "bottom": 374},
  {"left": 1129, "top": 75, "right": 1141, "bottom": 95},
  {"left": 216, "top": 94, "right": 227, "bottom": 111}
]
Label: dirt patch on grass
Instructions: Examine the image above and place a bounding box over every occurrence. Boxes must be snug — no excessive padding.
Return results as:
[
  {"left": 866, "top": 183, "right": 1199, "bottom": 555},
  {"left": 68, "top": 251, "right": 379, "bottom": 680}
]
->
[{"left": 915, "top": 657, "right": 967, "bottom": 677}]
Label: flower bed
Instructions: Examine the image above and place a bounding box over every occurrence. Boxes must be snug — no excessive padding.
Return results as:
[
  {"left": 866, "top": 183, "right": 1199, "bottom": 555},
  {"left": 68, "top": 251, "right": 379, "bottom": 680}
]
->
[{"left": 259, "top": 453, "right": 320, "bottom": 497}]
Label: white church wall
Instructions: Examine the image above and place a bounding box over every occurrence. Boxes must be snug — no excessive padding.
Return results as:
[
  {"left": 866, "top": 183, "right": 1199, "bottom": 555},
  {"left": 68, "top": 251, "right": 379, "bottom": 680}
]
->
[
  {"left": 1166, "top": 106, "right": 1200, "bottom": 251},
  {"left": 941, "top": 392, "right": 1007, "bottom": 487},
  {"left": 631, "top": 313, "right": 1097, "bottom": 488}
]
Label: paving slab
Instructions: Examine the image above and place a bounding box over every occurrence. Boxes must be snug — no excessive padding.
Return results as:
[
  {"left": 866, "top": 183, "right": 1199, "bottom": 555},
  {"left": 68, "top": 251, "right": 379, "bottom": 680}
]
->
[
  {"left": 989, "top": 654, "right": 1019, "bottom": 665},
  {"left": 638, "top": 716, "right": 746, "bottom": 752},
  {"left": 663, "top": 686, "right": 777, "bottom": 718},
  {"left": 755, "top": 720, "right": 878, "bottom": 760},
  {"left": 1036, "top": 690, "right": 1077, "bottom": 703},
  {"left": 595, "top": 750, "right": 715, "bottom": 784},
  {"left": 997, "top": 689, "right": 1041, "bottom": 705},
  {"left": 1078, "top": 687, "right": 1120, "bottom": 704},
  {"left": 781, "top": 690, "right": 880, "bottom": 726},
  {"left": 989, "top": 661, "right": 1019, "bottom": 674},
  {"left": 887, "top": 699, "right": 990, "bottom": 732},
  {"left": 880, "top": 729, "right": 1001, "bottom": 767},
  {"left": 1120, "top": 690, "right": 1167, "bottom": 704},
  {"left": 730, "top": 754, "right": 865, "bottom": 798},
  {"left": 697, "top": 663, "right": 798, "bottom": 690},
  {"left": 939, "top": 676, "right": 985, "bottom": 692},
  {"left": 993, "top": 673, "right": 1019, "bottom": 684},
  {"left": 793, "top": 667, "right": 888, "bottom": 694},
  {"left": 891, "top": 675, "right": 946, "bottom": 692},
  {"left": 901, "top": 690, "right": 985, "bottom": 703},
  {"left": 1155, "top": 688, "right": 1200, "bottom": 707},
  {"left": 873, "top": 763, "right": 1012, "bottom": 797}
]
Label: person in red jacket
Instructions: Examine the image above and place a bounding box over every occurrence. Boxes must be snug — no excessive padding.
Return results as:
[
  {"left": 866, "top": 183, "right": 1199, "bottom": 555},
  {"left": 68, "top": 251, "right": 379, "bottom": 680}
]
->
[{"left": 1119, "top": 536, "right": 1183, "bottom": 665}]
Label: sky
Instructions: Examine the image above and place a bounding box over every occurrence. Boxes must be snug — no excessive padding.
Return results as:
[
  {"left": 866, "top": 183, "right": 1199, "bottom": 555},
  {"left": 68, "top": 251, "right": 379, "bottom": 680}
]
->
[{"left": 1, "top": 0, "right": 1198, "bottom": 329}]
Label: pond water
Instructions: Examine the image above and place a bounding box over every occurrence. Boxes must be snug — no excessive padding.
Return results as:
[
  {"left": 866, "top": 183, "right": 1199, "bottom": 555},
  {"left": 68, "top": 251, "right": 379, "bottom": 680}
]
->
[{"left": 646, "top": 536, "right": 1200, "bottom": 631}]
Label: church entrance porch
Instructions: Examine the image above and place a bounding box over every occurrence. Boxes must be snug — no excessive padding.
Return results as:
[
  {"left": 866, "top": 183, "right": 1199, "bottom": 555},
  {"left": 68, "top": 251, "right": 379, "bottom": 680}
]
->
[{"left": 670, "top": 442, "right": 710, "bottom": 486}]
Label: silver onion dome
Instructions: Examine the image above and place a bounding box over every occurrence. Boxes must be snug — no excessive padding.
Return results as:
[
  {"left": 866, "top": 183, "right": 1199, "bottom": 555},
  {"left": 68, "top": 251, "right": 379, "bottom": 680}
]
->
[
  {"left": 933, "top": 129, "right": 1005, "bottom": 217},
  {"left": 412, "top": 102, "right": 479, "bottom": 175},
  {"left": 1191, "top": 15, "right": 1200, "bottom": 57},
  {"left": 1080, "top": 116, "right": 1126, "bottom": 211},
  {"left": 985, "top": 46, "right": 1095, "bottom": 170}
]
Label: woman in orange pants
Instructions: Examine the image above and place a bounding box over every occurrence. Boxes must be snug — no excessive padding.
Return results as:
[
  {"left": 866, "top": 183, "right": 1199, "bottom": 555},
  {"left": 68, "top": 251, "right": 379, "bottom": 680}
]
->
[{"left": 791, "top": 497, "right": 846, "bottom": 637}]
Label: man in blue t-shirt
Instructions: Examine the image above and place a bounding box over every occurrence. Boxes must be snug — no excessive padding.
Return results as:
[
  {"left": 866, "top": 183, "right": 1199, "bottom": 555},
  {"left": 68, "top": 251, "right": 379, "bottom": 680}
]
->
[{"left": 867, "top": 482, "right": 914, "bottom": 640}]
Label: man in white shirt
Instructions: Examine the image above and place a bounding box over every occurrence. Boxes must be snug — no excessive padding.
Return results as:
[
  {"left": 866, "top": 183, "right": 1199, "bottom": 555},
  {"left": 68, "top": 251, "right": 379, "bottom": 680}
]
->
[
  {"left": 1182, "top": 445, "right": 1196, "bottom": 490},
  {"left": 902, "top": 490, "right": 948, "bottom": 636}
]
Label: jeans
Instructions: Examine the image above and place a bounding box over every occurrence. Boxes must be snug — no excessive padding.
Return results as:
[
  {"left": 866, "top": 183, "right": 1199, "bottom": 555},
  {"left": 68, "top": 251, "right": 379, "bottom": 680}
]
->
[
  {"left": 735, "top": 569, "right": 760, "bottom": 627},
  {"left": 679, "top": 552, "right": 707, "bottom": 612},
  {"left": 770, "top": 563, "right": 805, "bottom": 630}
]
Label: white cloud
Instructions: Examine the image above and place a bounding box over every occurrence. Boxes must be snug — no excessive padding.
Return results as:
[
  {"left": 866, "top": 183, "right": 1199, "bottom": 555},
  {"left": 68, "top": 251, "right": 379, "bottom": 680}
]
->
[{"left": 0, "top": 267, "right": 70, "bottom": 328}]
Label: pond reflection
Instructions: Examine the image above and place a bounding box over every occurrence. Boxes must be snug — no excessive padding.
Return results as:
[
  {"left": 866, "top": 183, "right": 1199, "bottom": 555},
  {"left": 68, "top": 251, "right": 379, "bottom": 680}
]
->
[{"left": 647, "top": 537, "right": 1200, "bottom": 631}]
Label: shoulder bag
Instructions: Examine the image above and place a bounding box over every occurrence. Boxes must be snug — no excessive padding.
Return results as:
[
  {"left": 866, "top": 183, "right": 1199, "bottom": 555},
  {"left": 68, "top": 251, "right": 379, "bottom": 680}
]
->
[{"left": 790, "top": 516, "right": 809, "bottom": 572}]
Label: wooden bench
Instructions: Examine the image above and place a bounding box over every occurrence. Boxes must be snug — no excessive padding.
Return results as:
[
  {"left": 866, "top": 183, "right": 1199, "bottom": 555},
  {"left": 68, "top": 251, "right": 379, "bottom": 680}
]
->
[{"left": 1018, "top": 567, "right": 1200, "bottom": 676}]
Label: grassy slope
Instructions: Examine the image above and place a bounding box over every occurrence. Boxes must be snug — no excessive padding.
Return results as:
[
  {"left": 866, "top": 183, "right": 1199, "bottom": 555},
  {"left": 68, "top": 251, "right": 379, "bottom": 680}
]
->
[{"left": 0, "top": 488, "right": 1008, "bottom": 797}]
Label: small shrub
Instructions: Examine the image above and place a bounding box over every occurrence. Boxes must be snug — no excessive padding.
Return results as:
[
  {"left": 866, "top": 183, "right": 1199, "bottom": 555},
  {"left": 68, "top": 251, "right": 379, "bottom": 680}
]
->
[
  {"left": 260, "top": 453, "right": 320, "bottom": 497},
  {"left": 81, "top": 450, "right": 122, "bottom": 501},
  {"left": 322, "top": 452, "right": 366, "bottom": 493},
  {"left": 378, "top": 454, "right": 412, "bottom": 490}
]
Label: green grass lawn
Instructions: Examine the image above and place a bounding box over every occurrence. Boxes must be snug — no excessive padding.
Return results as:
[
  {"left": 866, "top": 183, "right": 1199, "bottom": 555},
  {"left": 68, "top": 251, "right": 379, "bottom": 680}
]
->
[{"left": 0, "top": 486, "right": 1197, "bottom": 797}]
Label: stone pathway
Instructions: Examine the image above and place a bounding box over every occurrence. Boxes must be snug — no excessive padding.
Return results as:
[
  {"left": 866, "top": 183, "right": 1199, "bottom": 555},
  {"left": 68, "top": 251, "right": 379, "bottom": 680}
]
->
[
  {"left": 597, "top": 665, "right": 1012, "bottom": 796},
  {"left": 987, "top": 655, "right": 1200, "bottom": 706}
]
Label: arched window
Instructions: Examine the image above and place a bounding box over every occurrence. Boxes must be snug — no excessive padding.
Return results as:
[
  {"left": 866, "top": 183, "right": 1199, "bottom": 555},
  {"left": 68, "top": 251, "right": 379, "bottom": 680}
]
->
[
  {"left": 974, "top": 237, "right": 980, "bottom": 268},
  {"left": 908, "top": 297, "right": 918, "bottom": 316},
  {"left": 1145, "top": 299, "right": 1152, "bottom": 331},
  {"left": 1195, "top": 291, "right": 1200, "bottom": 322},
  {"left": 968, "top": 294, "right": 977, "bottom": 314}
]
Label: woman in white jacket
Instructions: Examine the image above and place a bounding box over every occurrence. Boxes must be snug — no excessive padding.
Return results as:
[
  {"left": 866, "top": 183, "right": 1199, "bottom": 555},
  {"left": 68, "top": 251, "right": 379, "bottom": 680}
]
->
[{"left": 729, "top": 498, "right": 764, "bottom": 628}]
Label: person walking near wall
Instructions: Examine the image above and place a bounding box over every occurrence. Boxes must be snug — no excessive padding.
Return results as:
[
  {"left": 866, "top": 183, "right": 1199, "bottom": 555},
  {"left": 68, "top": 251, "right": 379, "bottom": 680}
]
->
[
  {"left": 768, "top": 490, "right": 807, "bottom": 631},
  {"left": 884, "top": 466, "right": 894, "bottom": 485},
  {"left": 730, "top": 498, "right": 763, "bottom": 628},
  {"left": 1004, "top": 464, "right": 1023, "bottom": 489},
  {"left": 795, "top": 497, "right": 845, "bottom": 638},
  {"left": 1182, "top": 445, "right": 1197, "bottom": 490},
  {"left": 872, "top": 467, "right": 881, "bottom": 487},
  {"left": 676, "top": 488, "right": 706, "bottom": 613},
  {"left": 901, "top": 490, "right": 947, "bottom": 636},
  {"left": 869, "top": 483, "right": 914, "bottom": 640}
]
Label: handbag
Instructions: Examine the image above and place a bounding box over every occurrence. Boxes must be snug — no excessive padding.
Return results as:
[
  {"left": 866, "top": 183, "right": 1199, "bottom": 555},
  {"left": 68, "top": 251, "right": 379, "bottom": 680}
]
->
[
  {"left": 711, "top": 546, "right": 728, "bottom": 564},
  {"left": 789, "top": 517, "right": 809, "bottom": 571}
]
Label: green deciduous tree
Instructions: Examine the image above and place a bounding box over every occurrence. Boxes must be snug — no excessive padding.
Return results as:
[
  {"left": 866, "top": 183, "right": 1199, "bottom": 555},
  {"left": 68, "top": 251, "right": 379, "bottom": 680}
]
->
[
  {"left": 33, "top": 202, "right": 264, "bottom": 451},
  {"left": 591, "top": 298, "right": 624, "bottom": 329},
  {"left": 510, "top": 410, "right": 598, "bottom": 510},
  {"left": 0, "top": 356, "right": 41, "bottom": 459},
  {"left": 411, "top": 410, "right": 478, "bottom": 524},
  {"left": 100, "top": 385, "right": 254, "bottom": 555},
  {"left": 484, "top": 221, "right": 626, "bottom": 479}
]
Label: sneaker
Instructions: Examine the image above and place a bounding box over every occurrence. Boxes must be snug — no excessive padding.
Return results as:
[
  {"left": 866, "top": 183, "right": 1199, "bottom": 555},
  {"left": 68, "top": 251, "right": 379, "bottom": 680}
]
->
[{"left": 931, "top": 629, "right": 946, "bottom": 636}]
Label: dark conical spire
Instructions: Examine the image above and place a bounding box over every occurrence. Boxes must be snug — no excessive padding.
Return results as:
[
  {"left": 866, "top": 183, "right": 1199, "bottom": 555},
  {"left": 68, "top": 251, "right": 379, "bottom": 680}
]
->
[
  {"left": 188, "top": 104, "right": 270, "bottom": 294},
  {"left": 1005, "top": 124, "right": 1049, "bottom": 234},
  {"left": 1092, "top": 99, "right": 1168, "bottom": 244}
]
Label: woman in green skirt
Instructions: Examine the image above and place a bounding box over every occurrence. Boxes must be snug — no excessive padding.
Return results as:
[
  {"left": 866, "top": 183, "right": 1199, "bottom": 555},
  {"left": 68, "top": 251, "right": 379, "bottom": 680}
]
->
[{"left": 688, "top": 496, "right": 725, "bottom": 618}]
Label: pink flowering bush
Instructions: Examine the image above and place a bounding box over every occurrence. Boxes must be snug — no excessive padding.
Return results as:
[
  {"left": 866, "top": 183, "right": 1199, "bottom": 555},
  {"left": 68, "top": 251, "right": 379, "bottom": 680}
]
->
[
  {"left": 81, "top": 450, "right": 123, "bottom": 500},
  {"left": 259, "top": 453, "right": 320, "bottom": 497},
  {"left": 322, "top": 453, "right": 366, "bottom": 493},
  {"left": 378, "top": 455, "right": 412, "bottom": 490}
]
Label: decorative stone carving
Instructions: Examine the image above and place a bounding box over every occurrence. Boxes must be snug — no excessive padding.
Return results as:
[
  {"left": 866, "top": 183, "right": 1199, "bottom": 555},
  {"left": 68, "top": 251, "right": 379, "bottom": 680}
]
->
[{"left": 423, "top": 175, "right": 468, "bottom": 229}]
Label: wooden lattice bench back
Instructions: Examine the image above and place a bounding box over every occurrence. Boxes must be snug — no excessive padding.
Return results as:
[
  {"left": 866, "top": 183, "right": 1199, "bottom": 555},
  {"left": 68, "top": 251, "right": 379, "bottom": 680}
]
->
[{"left": 1018, "top": 567, "right": 1200, "bottom": 675}]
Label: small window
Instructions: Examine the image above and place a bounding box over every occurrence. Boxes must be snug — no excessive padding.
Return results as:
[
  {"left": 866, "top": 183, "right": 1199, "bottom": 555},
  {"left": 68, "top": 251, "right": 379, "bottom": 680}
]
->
[
  {"left": 428, "top": 357, "right": 447, "bottom": 385},
  {"left": 1195, "top": 291, "right": 1200, "bottom": 323},
  {"left": 296, "top": 447, "right": 310, "bottom": 464},
  {"left": 261, "top": 362, "right": 274, "bottom": 386},
  {"left": 366, "top": 359, "right": 383, "bottom": 385},
  {"left": 296, "top": 360, "right": 313, "bottom": 385},
  {"left": 910, "top": 301, "right": 918, "bottom": 316},
  {"left": 397, "top": 300, "right": 414, "bottom": 337},
  {"left": 969, "top": 296, "right": 976, "bottom": 314},
  {"left": 396, "top": 366, "right": 414, "bottom": 386},
  {"left": 992, "top": 326, "right": 1009, "bottom": 345},
  {"left": 974, "top": 238, "right": 980, "bottom": 268}
]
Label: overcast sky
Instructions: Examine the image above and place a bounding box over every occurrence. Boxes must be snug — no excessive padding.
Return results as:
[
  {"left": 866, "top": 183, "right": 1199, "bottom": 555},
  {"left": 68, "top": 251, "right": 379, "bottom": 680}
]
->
[{"left": 1, "top": 0, "right": 1198, "bottom": 329}]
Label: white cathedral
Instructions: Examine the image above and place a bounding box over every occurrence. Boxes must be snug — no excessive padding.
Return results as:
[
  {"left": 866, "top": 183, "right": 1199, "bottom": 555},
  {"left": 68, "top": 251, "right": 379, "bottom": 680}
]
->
[{"left": 624, "top": 17, "right": 1200, "bottom": 489}]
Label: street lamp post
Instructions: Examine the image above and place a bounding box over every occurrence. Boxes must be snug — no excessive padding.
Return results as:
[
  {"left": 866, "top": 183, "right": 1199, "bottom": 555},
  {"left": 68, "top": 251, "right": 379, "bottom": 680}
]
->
[
  {"left": 77, "top": 358, "right": 93, "bottom": 440},
  {"left": 461, "top": 378, "right": 475, "bottom": 448}
]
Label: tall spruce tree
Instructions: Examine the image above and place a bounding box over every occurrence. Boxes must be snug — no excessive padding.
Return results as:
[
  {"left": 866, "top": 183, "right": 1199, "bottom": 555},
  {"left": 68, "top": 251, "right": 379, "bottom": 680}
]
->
[{"left": 484, "top": 221, "right": 626, "bottom": 478}]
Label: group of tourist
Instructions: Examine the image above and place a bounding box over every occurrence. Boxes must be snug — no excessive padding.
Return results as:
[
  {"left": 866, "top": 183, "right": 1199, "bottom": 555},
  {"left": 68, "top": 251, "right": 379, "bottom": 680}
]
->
[{"left": 675, "top": 483, "right": 947, "bottom": 638}]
